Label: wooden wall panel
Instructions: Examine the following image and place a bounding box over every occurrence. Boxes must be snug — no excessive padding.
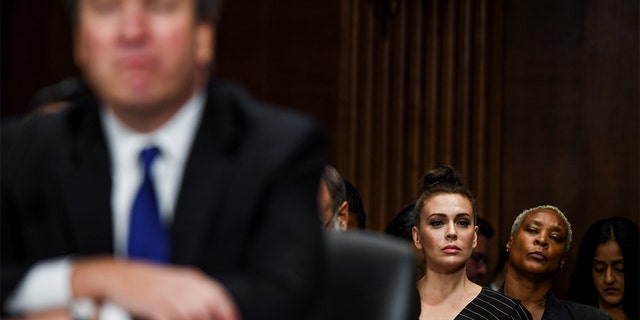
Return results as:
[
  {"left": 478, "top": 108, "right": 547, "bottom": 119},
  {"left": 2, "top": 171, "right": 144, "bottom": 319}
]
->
[
  {"left": 1, "top": 1, "right": 76, "bottom": 117},
  {"left": 337, "top": 0, "right": 503, "bottom": 234},
  {"left": 502, "top": 0, "right": 639, "bottom": 297},
  {"left": 215, "top": 0, "right": 342, "bottom": 153}
]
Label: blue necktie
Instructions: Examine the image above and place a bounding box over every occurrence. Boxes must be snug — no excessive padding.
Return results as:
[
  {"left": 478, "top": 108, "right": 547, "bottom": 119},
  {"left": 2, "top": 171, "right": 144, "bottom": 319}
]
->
[{"left": 127, "top": 146, "right": 169, "bottom": 262}]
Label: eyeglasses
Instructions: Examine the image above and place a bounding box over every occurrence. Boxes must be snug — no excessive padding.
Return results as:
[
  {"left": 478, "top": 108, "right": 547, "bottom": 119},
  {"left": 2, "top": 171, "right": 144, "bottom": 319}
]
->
[{"left": 322, "top": 208, "right": 340, "bottom": 230}]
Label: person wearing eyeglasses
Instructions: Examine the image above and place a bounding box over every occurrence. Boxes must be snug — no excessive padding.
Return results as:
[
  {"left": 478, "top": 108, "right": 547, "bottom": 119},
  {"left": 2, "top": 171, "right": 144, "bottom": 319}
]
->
[{"left": 317, "top": 165, "right": 349, "bottom": 231}]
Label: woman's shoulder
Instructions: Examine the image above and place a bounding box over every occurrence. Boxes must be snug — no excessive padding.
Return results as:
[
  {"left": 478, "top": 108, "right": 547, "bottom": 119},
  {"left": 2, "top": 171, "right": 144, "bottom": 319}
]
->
[{"left": 457, "top": 287, "right": 532, "bottom": 320}]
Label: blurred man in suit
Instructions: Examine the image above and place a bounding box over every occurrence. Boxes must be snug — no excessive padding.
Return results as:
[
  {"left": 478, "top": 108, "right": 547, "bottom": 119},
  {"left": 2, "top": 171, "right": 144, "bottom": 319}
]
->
[{"left": 1, "top": 0, "right": 327, "bottom": 319}]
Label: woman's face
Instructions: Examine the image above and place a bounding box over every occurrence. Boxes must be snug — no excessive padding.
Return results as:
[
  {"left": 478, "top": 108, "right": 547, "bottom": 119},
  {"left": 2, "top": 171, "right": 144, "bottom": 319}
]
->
[
  {"left": 507, "top": 209, "right": 568, "bottom": 277},
  {"left": 592, "top": 240, "right": 625, "bottom": 308},
  {"left": 412, "top": 193, "right": 477, "bottom": 272}
]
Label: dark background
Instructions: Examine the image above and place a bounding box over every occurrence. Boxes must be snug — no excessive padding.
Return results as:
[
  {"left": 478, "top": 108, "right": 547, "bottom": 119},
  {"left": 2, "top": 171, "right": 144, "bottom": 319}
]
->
[{"left": 2, "top": 0, "right": 638, "bottom": 298}]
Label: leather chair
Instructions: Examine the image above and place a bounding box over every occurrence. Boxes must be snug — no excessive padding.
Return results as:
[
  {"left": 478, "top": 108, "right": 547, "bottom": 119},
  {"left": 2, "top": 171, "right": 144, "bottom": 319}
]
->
[{"left": 310, "top": 231, "right": 419, "bottom": 320}]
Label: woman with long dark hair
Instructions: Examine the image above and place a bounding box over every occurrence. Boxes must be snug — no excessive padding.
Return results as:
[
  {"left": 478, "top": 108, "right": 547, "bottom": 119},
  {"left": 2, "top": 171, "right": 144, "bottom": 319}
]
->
[{"left": 567, "top": 217, "right": 639, "bottom": 320}]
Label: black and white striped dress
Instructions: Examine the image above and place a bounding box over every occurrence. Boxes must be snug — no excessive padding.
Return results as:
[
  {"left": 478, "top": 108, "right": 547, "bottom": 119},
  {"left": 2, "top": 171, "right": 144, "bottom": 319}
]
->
[{"left": 455, "top": 287, "right": 533, "bottom": 320}]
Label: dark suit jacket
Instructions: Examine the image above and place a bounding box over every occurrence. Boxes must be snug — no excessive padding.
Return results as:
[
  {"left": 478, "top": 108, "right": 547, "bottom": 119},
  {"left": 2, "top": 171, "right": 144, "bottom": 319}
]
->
[
  {"left": 498, "top": 285, "right": 611, "bottom": 320},
  {"left": 1, "top": 80, "right": 328, "bottom": 319},
  {"left": 542, "top": 291, "right": 612, "bottom": 320}
]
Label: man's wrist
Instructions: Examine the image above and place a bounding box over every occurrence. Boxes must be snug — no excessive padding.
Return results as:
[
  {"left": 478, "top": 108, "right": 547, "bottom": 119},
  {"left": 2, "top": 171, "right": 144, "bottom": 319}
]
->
[{"left": 71, "top": 256, "right": 117, "bottom": 300}]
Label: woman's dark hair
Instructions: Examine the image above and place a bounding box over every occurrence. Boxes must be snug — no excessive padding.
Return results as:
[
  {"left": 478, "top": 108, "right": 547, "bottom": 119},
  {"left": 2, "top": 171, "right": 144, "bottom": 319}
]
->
[
  {"left": 567, "top": 217, "right": 639, "bottom": 320},
  {"left": 385, "top": 202, "right": 416, "bottom": 242},
  {"left": 414, "top": 165, "right": 477, "bottom": 226}
]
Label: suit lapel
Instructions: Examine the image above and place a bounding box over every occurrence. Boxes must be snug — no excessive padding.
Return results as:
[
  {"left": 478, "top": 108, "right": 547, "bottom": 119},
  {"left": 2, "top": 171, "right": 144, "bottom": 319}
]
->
[
  {"left": 541, "top": 292, "right": 562, "bottom": 320},
  {"left": 171, "top": 83, "right": 239, "bottom": 264},
  {"left": 62, "top": 98, "right": 114, "bottom": 254}
]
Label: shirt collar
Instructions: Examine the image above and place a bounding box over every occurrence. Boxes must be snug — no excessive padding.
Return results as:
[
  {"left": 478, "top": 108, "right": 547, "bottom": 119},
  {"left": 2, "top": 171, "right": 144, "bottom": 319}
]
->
[{"left": 101, "top": 90, "right": 206, "bottom": 167}]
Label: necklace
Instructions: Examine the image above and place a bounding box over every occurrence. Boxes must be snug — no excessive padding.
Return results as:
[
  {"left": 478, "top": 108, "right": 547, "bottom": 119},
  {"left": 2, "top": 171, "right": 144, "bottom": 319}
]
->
[{"left": 525, "top": 298, "right": 546, "bottom": 310}]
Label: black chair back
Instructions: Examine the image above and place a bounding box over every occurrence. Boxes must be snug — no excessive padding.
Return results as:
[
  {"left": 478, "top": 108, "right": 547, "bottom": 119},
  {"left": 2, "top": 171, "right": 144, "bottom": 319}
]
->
[{"left": 310, "top": 231, "right": 418, "bottom": 320}]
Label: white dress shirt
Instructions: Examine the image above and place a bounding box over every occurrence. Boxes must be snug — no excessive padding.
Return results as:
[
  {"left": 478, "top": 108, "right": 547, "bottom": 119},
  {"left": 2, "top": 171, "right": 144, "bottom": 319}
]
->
[{"left": 5, "top": 91, "right": 205, "bottom": 318}]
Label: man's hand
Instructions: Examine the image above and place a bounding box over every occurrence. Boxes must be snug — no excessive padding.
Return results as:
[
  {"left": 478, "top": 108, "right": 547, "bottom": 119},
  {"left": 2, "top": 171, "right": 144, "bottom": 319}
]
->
[{"left": 72, "top": 257, "right": 240, "bottom": 320}]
